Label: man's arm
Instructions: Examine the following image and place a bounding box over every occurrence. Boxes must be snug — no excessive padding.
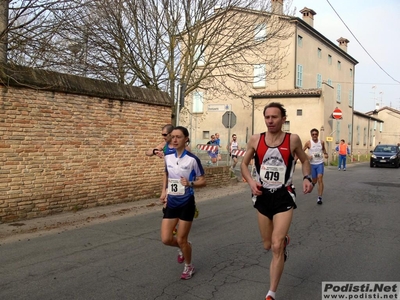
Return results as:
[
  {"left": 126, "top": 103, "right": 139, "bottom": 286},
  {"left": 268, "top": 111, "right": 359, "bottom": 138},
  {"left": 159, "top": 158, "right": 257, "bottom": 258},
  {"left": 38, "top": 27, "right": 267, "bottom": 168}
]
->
[
  {"left": 291, "top": 134, "right": 313, "bottom": 194},
  {"left": 303, "top": 140, "right": 310, "bottom": 152},
  {"left": 240, "top": 134, "right": 262, "bottom": 196},
  {"left": 146, "top": 141, "right": 166, "bottom": 158},
  {"left": 299, "top": 140, "right": 310, "bottom": 161},
  {"left": 321, "top": 141, "right": 328, "bottom": 158}
]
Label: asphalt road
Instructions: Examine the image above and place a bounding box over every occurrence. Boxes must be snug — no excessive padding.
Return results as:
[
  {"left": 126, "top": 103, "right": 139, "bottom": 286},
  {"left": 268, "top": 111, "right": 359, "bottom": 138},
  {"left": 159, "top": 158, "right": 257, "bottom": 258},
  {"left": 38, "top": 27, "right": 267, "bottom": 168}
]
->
[{"left": 0, "top": 163, "right": 399, "bottom": 300}]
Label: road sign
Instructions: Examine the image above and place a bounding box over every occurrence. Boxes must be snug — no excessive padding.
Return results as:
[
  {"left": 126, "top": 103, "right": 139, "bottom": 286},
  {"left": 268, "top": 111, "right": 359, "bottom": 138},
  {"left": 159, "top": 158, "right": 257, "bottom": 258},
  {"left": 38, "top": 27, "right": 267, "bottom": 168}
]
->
[
  {"left": 333, "top": 108, "right": 342, "bottom": 119},
  {"left": 222, "top": 111, "right": 236, "bottom": 128},
  {"left": 208, "top": 104, "right": 231, "bottom": 112}
]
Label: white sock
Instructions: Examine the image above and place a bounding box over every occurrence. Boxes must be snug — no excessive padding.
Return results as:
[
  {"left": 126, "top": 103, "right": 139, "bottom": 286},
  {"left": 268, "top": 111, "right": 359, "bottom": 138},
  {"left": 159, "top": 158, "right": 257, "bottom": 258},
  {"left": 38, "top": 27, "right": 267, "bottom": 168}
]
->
[{"left": 267, "top": 290, "right": 276, "bottom": 299}]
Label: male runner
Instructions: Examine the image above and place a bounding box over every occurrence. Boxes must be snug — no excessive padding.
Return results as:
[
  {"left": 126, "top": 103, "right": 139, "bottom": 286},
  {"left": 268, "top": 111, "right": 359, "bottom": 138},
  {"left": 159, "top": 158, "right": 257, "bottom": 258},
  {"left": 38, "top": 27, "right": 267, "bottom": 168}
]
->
[
  {"left": 303, "top": 128, "right": 328, "bottom": 205},
  {"left": 241, "top": 102, "right": 313, "bottom": 300}
]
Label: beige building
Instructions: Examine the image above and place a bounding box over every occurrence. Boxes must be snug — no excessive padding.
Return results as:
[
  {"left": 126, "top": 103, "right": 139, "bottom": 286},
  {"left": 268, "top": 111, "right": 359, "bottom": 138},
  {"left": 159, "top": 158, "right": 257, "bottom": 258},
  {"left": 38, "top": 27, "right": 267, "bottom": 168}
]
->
[
  {"left": 179, "top": 0, "right": 358, "bottom": 155},
  {"left": 365, "top": 106, "right": 400, "bottom": 145},
  {"left": 352, "top": 110, "right": 383, "bottom": 156}
]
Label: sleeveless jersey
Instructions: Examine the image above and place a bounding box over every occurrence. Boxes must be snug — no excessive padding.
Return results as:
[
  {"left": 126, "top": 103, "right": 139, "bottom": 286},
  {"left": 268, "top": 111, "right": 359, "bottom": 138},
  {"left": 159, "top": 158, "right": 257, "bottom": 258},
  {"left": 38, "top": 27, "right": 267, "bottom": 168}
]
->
[
  {"left": 308, "top": 139, "right": 324, "bottom": 165},
  {"left": 230, "top": 141, "right": 238, "bottom": 153},
  {"left": 163, "top": 142, "right": 175, "bottom": 155},
  {"left": 254, "top": 132, "right": 295, "bottom": 189}
]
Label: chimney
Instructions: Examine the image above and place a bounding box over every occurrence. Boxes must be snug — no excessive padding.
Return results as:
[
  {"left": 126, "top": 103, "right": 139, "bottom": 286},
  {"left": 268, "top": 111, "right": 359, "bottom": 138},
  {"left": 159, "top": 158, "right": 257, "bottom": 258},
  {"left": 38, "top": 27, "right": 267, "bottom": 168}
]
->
[
  {"left": 337, "top": 37, "right": 350, "bottom": 53},
  {"left": 299, "top": 7, "right": 316, "bottom": 27},
  {"left": 271, "top": 0, "right": 283, "bottom": 15}
]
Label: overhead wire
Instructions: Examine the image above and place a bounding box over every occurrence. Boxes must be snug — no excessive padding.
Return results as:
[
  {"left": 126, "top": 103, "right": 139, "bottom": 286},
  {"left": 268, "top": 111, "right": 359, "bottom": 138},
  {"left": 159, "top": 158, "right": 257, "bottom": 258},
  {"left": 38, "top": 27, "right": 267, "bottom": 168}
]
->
[{"left": 326, "top": 0, "right": 400, "bottom": 85}]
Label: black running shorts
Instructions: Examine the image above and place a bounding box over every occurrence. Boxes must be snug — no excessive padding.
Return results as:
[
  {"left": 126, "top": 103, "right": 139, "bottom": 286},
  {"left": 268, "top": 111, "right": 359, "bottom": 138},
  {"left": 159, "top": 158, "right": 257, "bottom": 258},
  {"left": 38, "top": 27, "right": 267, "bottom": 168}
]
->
[
  {"left": 254, "top": 186, "right": 297, "bottom": 220},
  {"left": 163, "top": 195, "right": 196, "bottom": 222}
]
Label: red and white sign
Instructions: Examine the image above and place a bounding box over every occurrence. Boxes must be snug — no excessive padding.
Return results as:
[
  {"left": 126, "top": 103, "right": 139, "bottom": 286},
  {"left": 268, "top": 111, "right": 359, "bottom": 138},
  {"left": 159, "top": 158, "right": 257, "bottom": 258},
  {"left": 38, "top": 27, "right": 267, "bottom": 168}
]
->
[
  {"left": 332, "top": 108, "right": 343, "bottom": 119},
  {"left": 232, "top": 149, "right": 246, "bottom": 157},
  {"left": 196, "top": 144, "right": 218, "bottom": 151}
]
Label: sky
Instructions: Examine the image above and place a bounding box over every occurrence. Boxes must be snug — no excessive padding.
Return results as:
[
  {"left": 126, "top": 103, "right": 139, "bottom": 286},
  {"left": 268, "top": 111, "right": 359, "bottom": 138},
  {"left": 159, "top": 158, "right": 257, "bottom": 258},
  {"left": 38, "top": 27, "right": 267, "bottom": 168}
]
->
[{"left": 290, "top": 0, "right": 400, "bottom": 113}]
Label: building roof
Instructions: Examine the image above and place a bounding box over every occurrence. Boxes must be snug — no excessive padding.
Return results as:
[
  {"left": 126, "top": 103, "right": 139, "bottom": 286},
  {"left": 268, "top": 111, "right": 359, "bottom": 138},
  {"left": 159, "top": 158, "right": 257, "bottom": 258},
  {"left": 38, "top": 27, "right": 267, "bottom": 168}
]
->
[
  {"left": 212, "top": 6, "right": 359, "bottom": 65},
  {"left": 251, "top": 88, "right": 321, "bottom": 98},
  {"left": 353, "top": 110, "right": 383, "bottom": 122},
  {"left": 292, "top": 17, "right": 358, "bottom": 65},
  {"left": 365, "top": 106, "right": 400, "bottom": 116}
]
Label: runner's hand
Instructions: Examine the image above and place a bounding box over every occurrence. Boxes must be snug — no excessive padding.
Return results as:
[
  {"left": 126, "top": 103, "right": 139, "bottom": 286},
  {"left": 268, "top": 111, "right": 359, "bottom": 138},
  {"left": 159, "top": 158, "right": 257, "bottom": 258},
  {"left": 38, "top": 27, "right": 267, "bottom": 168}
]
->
[{"left": 303, "top": 181, "right": 313, "bottom": 194}]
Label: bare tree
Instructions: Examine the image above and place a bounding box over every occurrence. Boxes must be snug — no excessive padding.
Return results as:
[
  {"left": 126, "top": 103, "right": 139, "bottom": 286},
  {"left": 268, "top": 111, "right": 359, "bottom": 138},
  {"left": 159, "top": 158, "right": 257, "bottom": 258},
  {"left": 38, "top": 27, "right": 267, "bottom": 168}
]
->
[
  {"left": 4, "top": 0, "right": 295, "bottom": 116},
  {"left": 0, "top": 0, "right": 86, "bottom": 67},
  {"left": 76, "top": 0, "right": 294, "bottom": 115}
]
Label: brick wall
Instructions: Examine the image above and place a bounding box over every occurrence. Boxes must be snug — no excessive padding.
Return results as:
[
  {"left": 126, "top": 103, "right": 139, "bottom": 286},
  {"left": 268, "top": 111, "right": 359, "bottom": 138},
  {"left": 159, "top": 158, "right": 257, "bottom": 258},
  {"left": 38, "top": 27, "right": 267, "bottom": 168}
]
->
[{"left": 0, "top": 64, "right": 236, "bottom": 223}]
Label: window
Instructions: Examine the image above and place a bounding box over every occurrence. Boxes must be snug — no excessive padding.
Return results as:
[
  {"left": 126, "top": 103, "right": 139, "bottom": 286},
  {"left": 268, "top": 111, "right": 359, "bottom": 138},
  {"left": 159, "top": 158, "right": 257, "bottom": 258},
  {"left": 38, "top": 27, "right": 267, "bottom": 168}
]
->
[
  {"left": 296, "top": 64, "right": 303, "bottom": 87},
  {"left": 337, "top": 60, "right": 341, "bottom": 70},
  {"left": 363, "top": 127, "right": 367, "bottom": 146},
  {"left": 380, "top": 122, "right": 383, "bottom": 132},
  {"left": 348, "top": 90, "right": 353, "bottom": 107},
  {"left": 336, "top": 84, "right": 341, "bottom": 103},
  {"left": 328, "top": 54, "right": 332, "bottom": 65},
  {"left": 369, "top": 129, "right": 373, "bottom": 146},
  {"left": 356, "top": 125, "right": 360, "bottom": 145},
  {"left": 348, "top": 124, "right": 352, "bottom": 144},
  {"left": 373, "top": 121, "right": 377, "bottom": 131},
  {"left": 192, "top": 91, "right": 204, "bottom": 113},
  {"left": 202, "top": 131, "right": 210, "bottom": 139},
  {"left": 297, "top": 109, "right": 302, "bottom": 116},
  {"left": 318, "top": 48, "right": 322, "bottom": 58},
  {"left": 350, "top": 68, "right": 353, "bottom": 77},
  {"left": 327, "top": 79, "right": 332, "bottom": 86},
  {"left": 317, "top": 74, "right": 322, "bottom": 88},
  {"left": 253, "top": 64, "right": 266, "bottom": 87},
  {"left": 297, "top": 35, "right": 303, "bottom": 47},
  {"left": 283, "top": 121, "right": 290, "bottom": 132},
  {"left": 336, "top": 120, "right": 341, "bottom": 143},
  {"left": 194, "top": 45, "right": 205, "bottom": 66},
  {"left": 255, "top": 23, "right": 267, "bottom": 41}
]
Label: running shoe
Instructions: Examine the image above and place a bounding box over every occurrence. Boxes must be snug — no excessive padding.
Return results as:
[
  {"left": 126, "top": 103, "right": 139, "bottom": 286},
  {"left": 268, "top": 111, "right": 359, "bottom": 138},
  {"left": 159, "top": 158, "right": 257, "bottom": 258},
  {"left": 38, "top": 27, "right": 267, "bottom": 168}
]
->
[
  {"left": 177, "top": 248, "right": 184, "bottom": 264},
  {"left": 194, "top": 206, "right": 199, "bottom": 218},
  {"left": 181, "top": 265, "right": 195, "bottom": 280},
  {"left": 172, "top": 227, "right": 178, "bottom": 236},
  {"left": 284, "top": 235, "right": 290, "bottom": 262},
  {"left": 317, "top": 197, "right": 323, "bottom": 205},
  {"left": 266, "top": 296, "right": 275, "bottom": 300}
]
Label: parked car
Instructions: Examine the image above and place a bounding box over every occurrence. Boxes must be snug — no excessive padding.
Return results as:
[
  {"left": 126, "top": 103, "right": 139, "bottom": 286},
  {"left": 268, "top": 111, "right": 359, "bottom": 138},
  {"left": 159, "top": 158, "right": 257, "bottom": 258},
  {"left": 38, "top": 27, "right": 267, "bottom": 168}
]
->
[{"left": 370, "top": 144, "right": 400, "bottom": 168}]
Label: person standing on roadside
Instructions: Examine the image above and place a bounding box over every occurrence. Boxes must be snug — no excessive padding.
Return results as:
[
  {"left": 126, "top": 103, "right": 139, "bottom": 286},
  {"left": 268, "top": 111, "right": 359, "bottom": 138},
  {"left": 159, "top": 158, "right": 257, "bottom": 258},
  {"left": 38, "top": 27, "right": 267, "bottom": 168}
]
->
[
  {"left": 335, "top": 139, "right": 350, "bottom": 170},
  {"left": 227, "top": 134, "right": 240, "bottom": 170},
  {"left": 303, "top": 128, "right": 328, "bottom": 205},
  {"left": 160, "top": 126, "right": 206, "bottom": 280},
  {"left": 240, "top": 102, "right": 313, "bottom": 300}
]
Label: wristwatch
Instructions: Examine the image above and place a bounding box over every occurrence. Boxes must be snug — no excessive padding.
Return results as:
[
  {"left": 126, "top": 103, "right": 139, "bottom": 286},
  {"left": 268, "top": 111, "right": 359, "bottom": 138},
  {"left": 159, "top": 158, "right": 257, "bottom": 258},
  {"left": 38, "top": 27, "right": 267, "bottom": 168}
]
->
[
  {"left": 152, "top": 148, "right": 159, "bottom": 155},
  {"left": 303, "top": 175, "right": 312, "bottom": 183},
  {"left": 189, "top": 181, "right": 194, "bottom": 187}
]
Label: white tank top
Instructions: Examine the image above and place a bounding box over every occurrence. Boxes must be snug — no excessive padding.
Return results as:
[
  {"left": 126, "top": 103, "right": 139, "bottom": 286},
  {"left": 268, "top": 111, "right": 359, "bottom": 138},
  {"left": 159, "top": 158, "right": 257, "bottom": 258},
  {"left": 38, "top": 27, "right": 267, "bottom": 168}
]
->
[
  {"left": 309, "top": 139, "right": 324, "bottom": 165},
  {"left": 230, "top": 141, "right": 238, "bottom": 153}
]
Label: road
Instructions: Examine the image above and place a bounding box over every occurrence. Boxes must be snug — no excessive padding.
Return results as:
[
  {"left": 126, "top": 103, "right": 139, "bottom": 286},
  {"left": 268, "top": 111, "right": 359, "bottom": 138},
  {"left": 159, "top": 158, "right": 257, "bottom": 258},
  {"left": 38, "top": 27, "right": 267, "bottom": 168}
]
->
[{"left": 0, "top": 163, "right": 399, "bottom": 299}]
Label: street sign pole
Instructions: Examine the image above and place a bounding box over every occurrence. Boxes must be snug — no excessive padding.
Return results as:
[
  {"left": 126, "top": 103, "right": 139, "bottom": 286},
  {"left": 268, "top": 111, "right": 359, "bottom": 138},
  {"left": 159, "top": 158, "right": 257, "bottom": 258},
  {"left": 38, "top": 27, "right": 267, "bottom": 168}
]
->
[{"left": 227, "top": 111, "right": 231, "bottom": 167}]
